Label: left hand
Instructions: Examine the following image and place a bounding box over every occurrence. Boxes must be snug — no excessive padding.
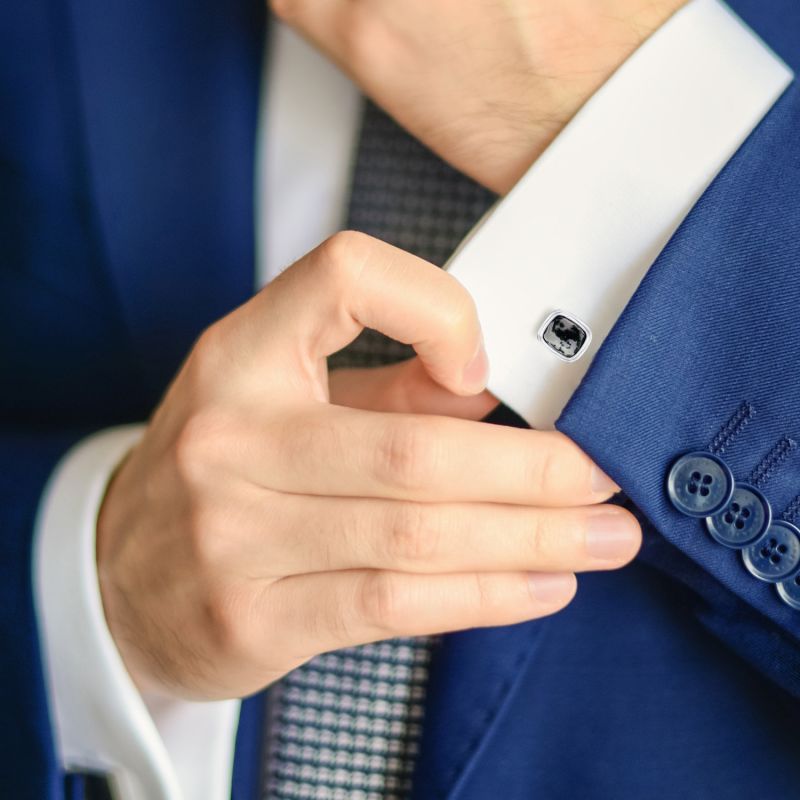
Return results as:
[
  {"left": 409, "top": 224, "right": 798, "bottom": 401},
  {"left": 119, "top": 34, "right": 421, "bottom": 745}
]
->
[{"left": 271, "top": 0, "right": 687, "bottom": 193}]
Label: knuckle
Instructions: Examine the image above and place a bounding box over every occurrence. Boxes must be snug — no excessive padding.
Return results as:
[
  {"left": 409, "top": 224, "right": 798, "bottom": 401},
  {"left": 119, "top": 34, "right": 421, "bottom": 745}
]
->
[
  {"left": 191, "top": 323, "right": 228, "bottom": 382},
  {"left": 173, "top": 409, "right": 230, "bottom": 485},
  {"left": 529, "top": 444, "right": 564, "bottom": 499},
  {"left": 375, "top": 419, "right": 436, "bottom": 491},
  {"left": 474, "top": 572, "right": 495, "bottom": 611},
  {"left": 317, "top": 230, "right": 373, "bottom": 287},
  {"left": 385, "top": 502, "right": 438, "bottom": 566},
  {"left": 526, "top": 512, "right": 560, "bottom": 566},
  {"left": 471, "top": 572, "right": 506, "bottom": 615},
  {"left": 356, "top": 571, "right": 406, "bottom": 635},
  {"left": 201, "top": 585, "right": 251, "bottom": 659},
  {"left": 439, "top": 287, "right": 478, "bottom": 340}
]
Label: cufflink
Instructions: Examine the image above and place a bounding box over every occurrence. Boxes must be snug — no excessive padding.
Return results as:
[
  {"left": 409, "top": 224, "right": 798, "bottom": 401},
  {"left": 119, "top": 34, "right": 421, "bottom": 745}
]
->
[{"left": 537, "top": 311, "right": 592, "bottom": 362}]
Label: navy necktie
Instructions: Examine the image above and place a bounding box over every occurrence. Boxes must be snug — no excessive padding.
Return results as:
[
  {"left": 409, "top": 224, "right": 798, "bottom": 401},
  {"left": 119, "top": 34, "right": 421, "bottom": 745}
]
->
[{"left": 261, "top": 101, "right": 494, "bottom": 799}]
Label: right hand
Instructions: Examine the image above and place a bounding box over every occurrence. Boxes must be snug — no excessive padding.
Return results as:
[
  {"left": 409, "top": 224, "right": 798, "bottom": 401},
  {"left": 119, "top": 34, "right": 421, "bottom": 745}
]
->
[{"left": 96, "top": 231, "right": 641, "bottom": 701}]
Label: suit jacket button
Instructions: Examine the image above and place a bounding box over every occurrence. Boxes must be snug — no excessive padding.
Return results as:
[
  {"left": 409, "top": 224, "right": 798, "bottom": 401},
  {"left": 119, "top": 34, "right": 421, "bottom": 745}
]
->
[
  {"left": 705, "top": 483, "right": 772, "bottom": 549},
  {"left": 667, "top": 452, "right": 735, "bottom": 518},
  {"left": 777, "top": 573, "right": 800, "bottom": 610},
  {"left": 742, "top": 521, "right": 800, "bottom": 583}
]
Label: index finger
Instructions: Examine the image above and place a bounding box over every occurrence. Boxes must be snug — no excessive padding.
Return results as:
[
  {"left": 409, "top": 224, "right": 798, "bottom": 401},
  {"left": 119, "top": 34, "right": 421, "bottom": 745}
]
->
[
  {"left": 252, "top": 405, "right": 619, "bottom": 507},
  {"left": 231, "top": 231, "right": 489, "bottom": 397}
]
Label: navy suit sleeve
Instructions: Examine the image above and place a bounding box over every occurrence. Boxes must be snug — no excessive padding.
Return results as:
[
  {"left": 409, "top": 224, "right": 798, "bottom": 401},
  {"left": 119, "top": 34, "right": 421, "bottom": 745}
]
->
[
  {"left": 0, "top": 428, "right": 100, "bottom": 800},
  {"left": 557, "top": 82, "right": 800, "bottom": 698}
]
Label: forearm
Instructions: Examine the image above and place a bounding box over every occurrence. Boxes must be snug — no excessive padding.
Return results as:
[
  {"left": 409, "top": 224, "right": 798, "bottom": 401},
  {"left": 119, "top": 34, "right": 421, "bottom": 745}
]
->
[{"left": 272, "top": 0, "right": 689, "bottom": 194}]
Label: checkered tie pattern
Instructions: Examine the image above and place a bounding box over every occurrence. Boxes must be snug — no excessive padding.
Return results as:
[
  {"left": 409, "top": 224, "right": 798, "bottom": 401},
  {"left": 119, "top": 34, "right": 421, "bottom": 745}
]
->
[{"left": 262, "top": 100, "right": 495, "bottom": 800}]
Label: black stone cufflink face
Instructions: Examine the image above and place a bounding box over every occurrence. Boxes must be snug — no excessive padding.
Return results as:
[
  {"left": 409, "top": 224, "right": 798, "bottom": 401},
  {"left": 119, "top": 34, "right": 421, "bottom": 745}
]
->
[{"left": 537, "top": 311, "right": 591, "bottom": 362}]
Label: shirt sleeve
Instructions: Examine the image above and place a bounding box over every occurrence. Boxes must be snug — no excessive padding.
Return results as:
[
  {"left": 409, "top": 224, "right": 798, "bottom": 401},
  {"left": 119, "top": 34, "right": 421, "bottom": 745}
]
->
[{"left": 33, "top": 426, "right": 241, "bottom": 800}]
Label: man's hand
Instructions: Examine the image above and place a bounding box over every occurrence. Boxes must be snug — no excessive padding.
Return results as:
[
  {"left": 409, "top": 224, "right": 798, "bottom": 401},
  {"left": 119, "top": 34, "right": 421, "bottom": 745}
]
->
[
  {"left": 97, "top": 232, "right": 640, "bottom": 701},
  {"left": 271, "top": 0, "right": 687, "bottom": 194}
]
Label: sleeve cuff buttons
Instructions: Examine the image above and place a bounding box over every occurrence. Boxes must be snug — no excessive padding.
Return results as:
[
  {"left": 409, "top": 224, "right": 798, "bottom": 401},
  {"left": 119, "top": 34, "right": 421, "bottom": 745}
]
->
[
  {"left": 667, "top": 451, "right": 800, "bottom": 610},
  {"left": 742, "top": 520, "right": 800, "bottom": 583},
  {"left": 777, "top": 573, "right": 800, "bottom": 610},
  {"left": 667, "top": 452, "right": 735, "bottom": 518},
  {"left": 705, "top": 483, "right": 772, "bottom": 549}
]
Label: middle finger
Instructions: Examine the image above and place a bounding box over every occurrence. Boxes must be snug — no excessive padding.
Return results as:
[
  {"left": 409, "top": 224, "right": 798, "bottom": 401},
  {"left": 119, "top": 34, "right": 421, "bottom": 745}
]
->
[{"left": 237, "top": 490, "right": 641, "bottom": 577}]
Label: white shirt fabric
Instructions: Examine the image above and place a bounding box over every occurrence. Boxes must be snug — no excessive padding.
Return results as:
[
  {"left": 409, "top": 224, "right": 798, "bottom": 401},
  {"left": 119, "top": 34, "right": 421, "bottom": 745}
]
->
[{"left": 32, "top": 2, "right": 793, "bottom": 799}]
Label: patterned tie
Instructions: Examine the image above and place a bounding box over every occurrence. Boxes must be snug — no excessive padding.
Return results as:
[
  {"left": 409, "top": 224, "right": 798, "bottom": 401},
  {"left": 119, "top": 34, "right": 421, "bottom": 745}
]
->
[{"left": 262, "top": 101, "right": 495, "bottom": 800}]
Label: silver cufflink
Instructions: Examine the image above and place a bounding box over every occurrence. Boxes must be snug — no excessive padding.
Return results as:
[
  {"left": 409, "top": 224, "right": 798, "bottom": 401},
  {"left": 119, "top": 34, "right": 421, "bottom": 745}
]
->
[{"left": 537, "top": 310, "right": 592, "bottom": 362}]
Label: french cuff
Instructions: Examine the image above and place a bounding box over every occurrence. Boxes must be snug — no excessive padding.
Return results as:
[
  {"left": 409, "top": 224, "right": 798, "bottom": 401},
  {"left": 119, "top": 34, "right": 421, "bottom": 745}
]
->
[{"left": 33, "top": 426, "right": 241, "bottom": 800}]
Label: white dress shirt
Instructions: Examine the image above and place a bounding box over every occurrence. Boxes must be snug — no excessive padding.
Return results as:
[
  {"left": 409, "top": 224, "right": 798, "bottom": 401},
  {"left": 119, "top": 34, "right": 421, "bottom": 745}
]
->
[{"left": 32, "top": 2, "right": 793, "bottom": 799}]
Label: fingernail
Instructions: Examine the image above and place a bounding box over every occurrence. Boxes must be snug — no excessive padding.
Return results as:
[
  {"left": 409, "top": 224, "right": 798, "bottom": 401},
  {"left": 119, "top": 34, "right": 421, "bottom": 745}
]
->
[
  {"left": 591, "top": 465, "right": 620, "bottom": 494},
  {"left": 462, "top": 339, "right": 489, "bottom": 393},
  {"left": 527, "top": 572, "right": 576, "bottom": 604},
  {"left": 585, "top": 510, "right": 640, "bottom": 561}
]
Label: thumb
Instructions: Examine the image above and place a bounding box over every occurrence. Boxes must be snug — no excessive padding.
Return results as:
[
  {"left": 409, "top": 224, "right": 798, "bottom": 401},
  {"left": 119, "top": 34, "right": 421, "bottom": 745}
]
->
[{"left": 328, "top": 358, "right": 499, "bottom": 420}]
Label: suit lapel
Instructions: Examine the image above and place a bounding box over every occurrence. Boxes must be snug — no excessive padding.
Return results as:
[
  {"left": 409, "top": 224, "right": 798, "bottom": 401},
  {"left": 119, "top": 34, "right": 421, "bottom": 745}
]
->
[
  {"left": 411, "top": 621, "right": 546, "bottom": 800},
  {"left": 66, "top": 0, "right": 265, "bottom": 402}
]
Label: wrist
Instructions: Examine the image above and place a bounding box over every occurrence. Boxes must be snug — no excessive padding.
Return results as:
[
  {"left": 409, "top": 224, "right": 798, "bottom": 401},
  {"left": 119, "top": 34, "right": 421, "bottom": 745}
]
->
[
  {"left": 482, "top": 0, "right": 689, "bottom": 194},
  {"left": 95, "top": 443, "right": 160, "bottom": 695}
]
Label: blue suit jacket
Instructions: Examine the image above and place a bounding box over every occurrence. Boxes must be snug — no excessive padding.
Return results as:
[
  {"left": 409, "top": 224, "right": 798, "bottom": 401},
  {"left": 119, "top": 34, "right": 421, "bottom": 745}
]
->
[{"left": 3, "top": 2, "right": 800, "bottom": 798}]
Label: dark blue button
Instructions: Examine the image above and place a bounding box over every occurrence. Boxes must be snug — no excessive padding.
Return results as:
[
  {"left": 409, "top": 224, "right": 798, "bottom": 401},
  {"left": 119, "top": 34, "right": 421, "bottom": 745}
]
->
[
  {"left": 742, "top": 521, "right": 800, "bottom": 583},
  {"left": 705, "top": 483, "right": 772, "bottom": 549},
  {"left": 666, "top": 452, "right": 734, "bottom": 518},
  {"left": 777, "top": 572, "right": 800, "bottom": 610}
]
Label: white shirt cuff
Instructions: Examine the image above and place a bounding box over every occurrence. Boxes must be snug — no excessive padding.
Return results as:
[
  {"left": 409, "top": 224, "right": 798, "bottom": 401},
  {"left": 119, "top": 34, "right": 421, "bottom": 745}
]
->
[
  {"left": 33, "top": 426, "right": 241, "bottom": 800},
  {"left": 445, "top": 0, "right": 793, "bottom": 429}
]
